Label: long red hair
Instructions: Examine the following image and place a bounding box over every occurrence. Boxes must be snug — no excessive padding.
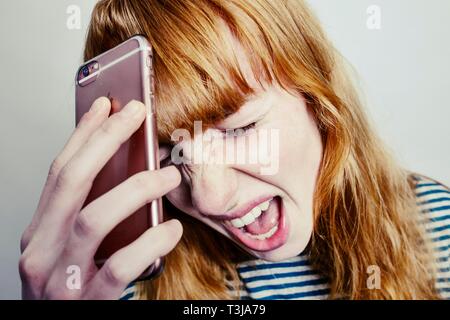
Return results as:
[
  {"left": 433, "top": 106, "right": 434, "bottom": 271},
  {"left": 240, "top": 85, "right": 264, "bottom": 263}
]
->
[{"left": 84, "top": 0, "right": 438, "bottom": 299}]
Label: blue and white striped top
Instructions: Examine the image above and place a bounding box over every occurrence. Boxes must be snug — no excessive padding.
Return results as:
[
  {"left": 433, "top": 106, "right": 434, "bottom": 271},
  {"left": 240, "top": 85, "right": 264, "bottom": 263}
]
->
[{"left": 120, "top": 175, "right": 450, "bottom": 300}]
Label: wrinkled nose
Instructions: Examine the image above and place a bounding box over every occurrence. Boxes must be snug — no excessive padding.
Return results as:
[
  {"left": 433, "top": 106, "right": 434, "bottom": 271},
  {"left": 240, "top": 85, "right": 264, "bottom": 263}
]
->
[{"left": 189, "top": 163, "right": 238, "bottom": 217}]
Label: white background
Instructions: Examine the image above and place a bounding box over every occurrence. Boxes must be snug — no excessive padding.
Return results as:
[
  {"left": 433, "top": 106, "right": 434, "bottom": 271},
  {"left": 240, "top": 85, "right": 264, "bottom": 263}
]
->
[{"left": 0, "top": 0, "right": 449, "bottom": 299}]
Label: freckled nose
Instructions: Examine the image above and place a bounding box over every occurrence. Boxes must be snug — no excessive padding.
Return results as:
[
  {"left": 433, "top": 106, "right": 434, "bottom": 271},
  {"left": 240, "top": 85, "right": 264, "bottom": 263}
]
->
[{"left": 190, "top": 164, "right": 238, "bottom": 217}]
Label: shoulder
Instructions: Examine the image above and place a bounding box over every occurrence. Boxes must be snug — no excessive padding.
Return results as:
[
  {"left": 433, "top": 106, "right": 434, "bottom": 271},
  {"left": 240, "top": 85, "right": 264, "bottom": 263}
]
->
[
  {"left": 412, "top": 174, "right": 450, "bottom": 228},
  {"left": 411, "top": 174, "right": 450, "bottom": 298}
]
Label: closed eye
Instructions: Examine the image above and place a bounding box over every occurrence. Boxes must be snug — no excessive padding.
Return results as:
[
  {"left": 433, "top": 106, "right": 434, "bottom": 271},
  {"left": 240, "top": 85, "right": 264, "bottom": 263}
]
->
[{"left": 220, "top": 122, "right": 257, "bottom": 138}]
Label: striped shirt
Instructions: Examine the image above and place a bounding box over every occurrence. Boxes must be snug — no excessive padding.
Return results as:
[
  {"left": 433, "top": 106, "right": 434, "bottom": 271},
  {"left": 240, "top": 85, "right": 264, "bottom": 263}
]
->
[{"left": 120, "top": 175, "right": 450, "bottom": 300}]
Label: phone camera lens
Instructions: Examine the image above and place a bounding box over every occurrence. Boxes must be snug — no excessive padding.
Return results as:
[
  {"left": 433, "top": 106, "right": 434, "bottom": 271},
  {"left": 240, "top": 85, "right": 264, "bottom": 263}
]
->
[{"left": 82, "top": 66, "right": 90, "bottom": 77}]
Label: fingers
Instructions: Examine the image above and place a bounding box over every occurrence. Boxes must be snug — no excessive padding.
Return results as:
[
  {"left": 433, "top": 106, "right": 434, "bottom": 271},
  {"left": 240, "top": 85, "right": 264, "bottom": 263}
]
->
[
  {"left": 22, "top": 97, "right": 111, "bottom": 251},
  {"left": 159, "top": 144, "right": 172, "bottom": 161},
  {"left": 84, "top": 219, "right": 183, "bottom": 299},
  {"left": 20, "top": 97, "right": 182, "bottom": 300},
  {"left": 54, "top": 97, "right": 112, "bottom": 177},
  {"left": 23, "top": 100, "right": 146, "bottom": 261},
  {"left": 68, "top": 166, "right": 181, "bottom": 255},
  {"left": 45, "top": 165, "right": 181, "bottom": 293},
  {"left": 53, "top": 100, "right": 146, "bottom": 195},
  {"left": 41, "top": 97, "right": 111, "bottom": 212}
]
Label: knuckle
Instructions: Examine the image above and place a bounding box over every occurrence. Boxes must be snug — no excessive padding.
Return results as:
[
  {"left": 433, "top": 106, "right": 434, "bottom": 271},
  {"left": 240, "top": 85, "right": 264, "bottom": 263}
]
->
[
  {"left": 131, "top": 171, "right": 154, "bottom": 191},
  {"left": 102, "top": 262, "right": 129, "bottom": 287},
  {"left": 100, "top": 113, "right": 129, "bottom": 137},
  {"left": 43, "top": 285, "right": 79, "bottom": 300},
  {"left": 54, "top": 165, "right": 74, "bottom": 191},
  {"left": 73, "top": 211, "right": 99, "bottom": 239},
  {"left": 48, "top": 158, "right": 64, "bottom": 180},
  {"left": 116, "top": 107, "right": 139, "bottom": 124},
  {"left": 97, "top": 119, "right": 122, "bottom": 148},
  {"left": 130, "top": 171, "right": 164, "bottom": 202},
  {"left": 18, "top": 254, "right": 46, "bottom": 285},
  {"left": 54, "top": 163, "right": 83, "bottom": 192},
  {"left": 99, "top": 118, "right": 118, "bottom": 137}
]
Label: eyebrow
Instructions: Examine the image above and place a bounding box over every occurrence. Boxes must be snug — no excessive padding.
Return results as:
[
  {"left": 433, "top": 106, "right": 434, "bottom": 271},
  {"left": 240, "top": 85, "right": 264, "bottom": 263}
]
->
[
  {"left": 221, "top": 92, "right": 258, "bottom": 117},
  {"left": 218, "top": 91, "right": 273, "bottom": 127}
]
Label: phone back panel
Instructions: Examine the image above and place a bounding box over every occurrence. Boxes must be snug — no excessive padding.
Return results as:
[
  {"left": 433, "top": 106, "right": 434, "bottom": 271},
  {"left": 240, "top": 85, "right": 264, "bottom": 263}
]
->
[{"left": 75, "top": 36, "right": 159, "bottom": 264}]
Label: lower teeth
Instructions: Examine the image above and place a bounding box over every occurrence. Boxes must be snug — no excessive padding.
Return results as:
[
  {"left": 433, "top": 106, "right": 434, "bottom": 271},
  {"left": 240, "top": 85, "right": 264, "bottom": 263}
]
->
[{"left": 245, "top": 224, "right": 279, "bottom": 240}]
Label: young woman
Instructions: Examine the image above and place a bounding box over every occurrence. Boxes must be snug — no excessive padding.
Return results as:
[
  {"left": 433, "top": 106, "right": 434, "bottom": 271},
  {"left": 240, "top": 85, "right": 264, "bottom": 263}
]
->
[{"left": 19, "top": 0, "right": 449, "bottom": 300}]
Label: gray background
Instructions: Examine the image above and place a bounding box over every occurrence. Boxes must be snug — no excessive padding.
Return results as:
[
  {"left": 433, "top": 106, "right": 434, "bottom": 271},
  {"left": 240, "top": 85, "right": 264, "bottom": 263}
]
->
[{"left": 0, "top": 0, "right": 449, "bottom": 299}]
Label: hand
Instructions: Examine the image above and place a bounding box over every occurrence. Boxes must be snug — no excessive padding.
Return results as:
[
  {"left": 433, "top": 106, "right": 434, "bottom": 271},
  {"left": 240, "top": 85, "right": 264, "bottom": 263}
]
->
[{"left": 19, "top": 97, "right": 182, "bottom": 299}]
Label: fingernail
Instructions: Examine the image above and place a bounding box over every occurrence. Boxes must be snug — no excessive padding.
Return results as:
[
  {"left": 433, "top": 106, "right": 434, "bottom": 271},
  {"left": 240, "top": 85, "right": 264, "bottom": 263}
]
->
[
  {"left": 162, "top": 165, "right": 180, "bottom": 181},
  {"left": 122, "top": 100, "right": 143, "bottom": 117},
  {"left": 91, "top": 97, "right": 109, "bottom": 114},
  {"left": 166, "top": 219, "right": 182, "bottom": 233}
]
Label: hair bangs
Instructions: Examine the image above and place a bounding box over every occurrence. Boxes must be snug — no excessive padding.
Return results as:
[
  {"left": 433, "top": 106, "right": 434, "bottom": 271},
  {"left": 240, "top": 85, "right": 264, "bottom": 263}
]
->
[
  {"left": 149, "top": 0, "right": 276, "bottom": 141},
  {"left": 84, "top": 0, "right": 276, "bottom": 142}
]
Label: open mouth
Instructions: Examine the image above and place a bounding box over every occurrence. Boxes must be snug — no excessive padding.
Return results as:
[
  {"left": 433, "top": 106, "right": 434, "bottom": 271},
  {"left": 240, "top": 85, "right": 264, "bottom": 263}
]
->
[{"left": 221, "top": 196, "right": 288, "bottom": 252}]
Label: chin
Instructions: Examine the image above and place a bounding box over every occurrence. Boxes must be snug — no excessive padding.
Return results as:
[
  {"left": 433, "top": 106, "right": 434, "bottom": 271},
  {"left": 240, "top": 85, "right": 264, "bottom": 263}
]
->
[{"left": 245, "top": 235, "right": 311, "bottom": 261}]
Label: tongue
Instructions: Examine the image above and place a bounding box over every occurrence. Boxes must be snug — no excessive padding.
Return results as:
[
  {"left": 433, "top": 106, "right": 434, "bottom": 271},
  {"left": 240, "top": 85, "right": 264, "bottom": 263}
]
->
[{"left": 244, "top": 200, "right": 279, "bottom": 235}]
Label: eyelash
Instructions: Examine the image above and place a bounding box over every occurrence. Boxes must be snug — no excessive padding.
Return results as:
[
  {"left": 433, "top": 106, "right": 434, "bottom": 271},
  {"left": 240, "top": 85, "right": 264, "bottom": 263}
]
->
[
  {"left": 238, "top": 122, "right": 257, "bottom": 132},
  {"left": 220, "top": 122, "right": 257, "bottom": 137}
]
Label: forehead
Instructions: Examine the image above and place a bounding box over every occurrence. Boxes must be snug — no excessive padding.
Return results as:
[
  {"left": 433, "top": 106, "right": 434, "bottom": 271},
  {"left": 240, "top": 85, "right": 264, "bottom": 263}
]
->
[
  {"left": 219, "top": 21, "right": 267, "bottom": 93},
  {"left": 215, "top": 20, "right": 275, "bottom": 113},
  {"left": 155, "top": 17, "right": 275, "bottom": 142}
]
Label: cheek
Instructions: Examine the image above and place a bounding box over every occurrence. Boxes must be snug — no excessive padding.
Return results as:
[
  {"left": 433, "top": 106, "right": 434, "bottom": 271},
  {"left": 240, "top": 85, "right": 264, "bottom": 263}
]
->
[
  {"left": 165, "top": 180, "right": 193, "bottom": 215},
  {"left": 279, "top": 110, "right": 322, "bottom": 184}
]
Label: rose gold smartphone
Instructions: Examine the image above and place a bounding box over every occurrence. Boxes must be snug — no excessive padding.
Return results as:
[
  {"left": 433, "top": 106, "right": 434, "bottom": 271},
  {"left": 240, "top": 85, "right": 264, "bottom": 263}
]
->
[{"left": 75, "top": 35, "right": 163, "bottom": 280}]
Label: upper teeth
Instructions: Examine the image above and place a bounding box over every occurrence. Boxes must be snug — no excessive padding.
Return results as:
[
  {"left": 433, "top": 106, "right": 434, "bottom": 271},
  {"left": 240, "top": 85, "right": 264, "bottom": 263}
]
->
[{"left": 230, "top": 199, "right": 272, "bottom": 228}]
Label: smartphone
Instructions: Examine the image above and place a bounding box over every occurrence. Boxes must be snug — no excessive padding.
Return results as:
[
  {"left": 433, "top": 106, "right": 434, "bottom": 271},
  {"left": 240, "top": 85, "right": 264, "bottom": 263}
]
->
[{"left": 75, "top": 35, "right": 163, "bottom": 280}]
